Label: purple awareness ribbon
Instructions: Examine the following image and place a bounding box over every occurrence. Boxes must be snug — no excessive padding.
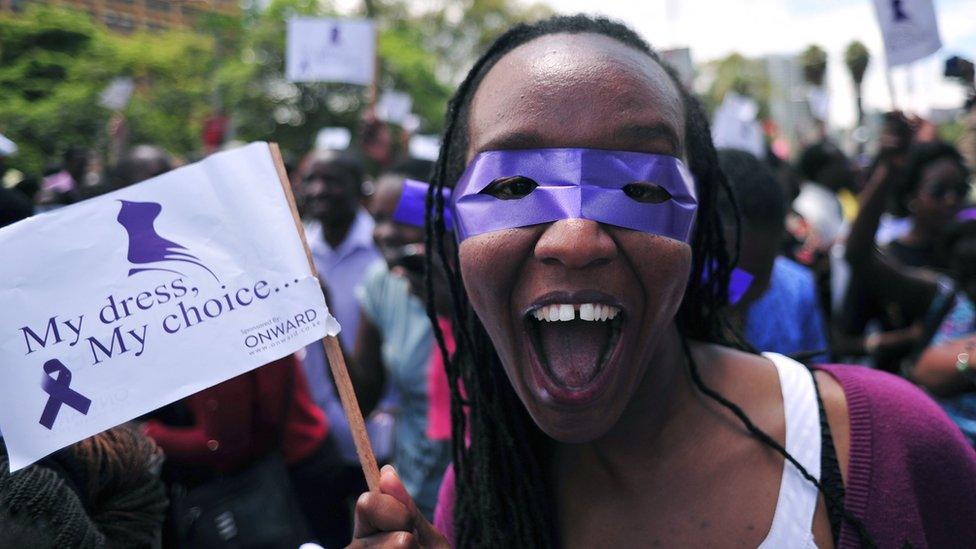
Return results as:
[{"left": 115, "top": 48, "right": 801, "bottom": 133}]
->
[
  {"left": 451, "top": 148, "right": 698, "bottom": 243},
  {"left": 393, "top": 178, "right": 454, "bottom": 230},
  {"left": 39, "top": 359, "right": 91, "bottom": 430}
]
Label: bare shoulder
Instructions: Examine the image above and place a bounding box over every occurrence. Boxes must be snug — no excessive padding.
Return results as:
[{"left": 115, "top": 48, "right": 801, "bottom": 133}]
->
[{"left": 689, "top": 342, "right": 785, "bottom": 440}]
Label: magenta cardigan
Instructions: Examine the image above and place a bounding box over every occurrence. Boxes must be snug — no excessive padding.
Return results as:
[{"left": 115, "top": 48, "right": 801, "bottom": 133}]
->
[{"left": 433, "top": 365, "right": 976, "bottom": 547}]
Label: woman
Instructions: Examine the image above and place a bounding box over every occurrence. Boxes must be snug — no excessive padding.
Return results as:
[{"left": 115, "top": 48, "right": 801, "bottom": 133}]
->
[
  {"left": 337, "top": 159, "right": 454, "bottom": 519},
  {"left": 837, "top": 139, "right": 969, "bottom": 372},
  {"left": 885, "top": 140, "right": 969, "bottom": 270},
  {"left": 840, "top": 139, "right": 970, "bottom": 374},
  {"left": 350, "top": 16, "right": 976, "bottom": 548},
  {"left": 911, "top": 213, "right": 976, "bottom": 443}
]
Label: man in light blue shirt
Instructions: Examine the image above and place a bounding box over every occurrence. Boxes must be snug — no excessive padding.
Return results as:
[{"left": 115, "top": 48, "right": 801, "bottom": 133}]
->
[{"left": 297, "top": 149, "right": 391, "bottom": 484}]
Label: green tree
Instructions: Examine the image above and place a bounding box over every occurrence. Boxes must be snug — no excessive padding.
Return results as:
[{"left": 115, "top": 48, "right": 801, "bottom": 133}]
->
[
  {"left": 0, "top": 0, "right": 554, "bottom": 177},
  {"left": 703, "top": 53, "right": 772, "bottom": 119},
  {"left": 801, "top": 44, "right": 828, "bottom": 87},
  {"left": 844, "top": 41, "right": 870, "bottom": 125},
  {"left": 0, "top": 7, "right": 106, "bottom": 176},
  {"left": 0, "top": 6, "right": 215, "bottom": 177}
]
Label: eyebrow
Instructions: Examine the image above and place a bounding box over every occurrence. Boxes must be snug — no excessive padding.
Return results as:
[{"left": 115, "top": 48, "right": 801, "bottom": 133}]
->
[
  {"left": 478, "top": 130, "right": 550, "bottom": 152},
  {"left": 615, "top": 123, "right": 681, "bottom": 154},
  {"left": 475, "top": 123, "right": 681, "bottom": 156}
]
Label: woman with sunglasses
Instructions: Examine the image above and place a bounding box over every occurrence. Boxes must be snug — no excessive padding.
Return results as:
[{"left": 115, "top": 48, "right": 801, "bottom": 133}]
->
[
  {"left": 840, "top": 139, "right": 972, "bottom": 366},
  {"left": 348, "top": 15, "right": 976, "bottom": 548}
]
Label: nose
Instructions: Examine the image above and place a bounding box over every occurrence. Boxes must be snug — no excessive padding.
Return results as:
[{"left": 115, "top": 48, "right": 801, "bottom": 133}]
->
[{"left": 534, "top": 219, "right": 617, "bottom": 270}]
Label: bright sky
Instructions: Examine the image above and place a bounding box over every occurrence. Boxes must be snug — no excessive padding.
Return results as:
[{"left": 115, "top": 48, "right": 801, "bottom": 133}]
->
[{"left": 539, "top": 0, "right": 976, "bottom": 128}]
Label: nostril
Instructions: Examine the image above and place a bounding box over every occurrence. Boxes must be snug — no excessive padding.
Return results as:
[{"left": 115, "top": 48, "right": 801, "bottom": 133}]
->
[{"left": 534, "top": 219, "right": 618, "bottom": 269}]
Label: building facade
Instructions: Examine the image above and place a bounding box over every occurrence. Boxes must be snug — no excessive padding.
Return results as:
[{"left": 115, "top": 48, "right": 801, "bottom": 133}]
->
[{"left": 0, "top": 0, "right": 239, "bottom": 32}]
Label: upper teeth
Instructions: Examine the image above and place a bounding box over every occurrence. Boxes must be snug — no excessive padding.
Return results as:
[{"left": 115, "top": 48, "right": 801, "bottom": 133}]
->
[{"left": 532, "top": 303, "right": 620, "bottom": 322}]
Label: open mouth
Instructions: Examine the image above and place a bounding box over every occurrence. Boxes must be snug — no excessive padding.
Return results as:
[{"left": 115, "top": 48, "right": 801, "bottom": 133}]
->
[{"left": 525, "top": 302, "right": 624, "bottom": 391}]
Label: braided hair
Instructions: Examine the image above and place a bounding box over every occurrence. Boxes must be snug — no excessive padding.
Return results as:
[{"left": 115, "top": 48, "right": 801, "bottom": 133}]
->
[
  {"left": 0, "top": 426, "right": 167, "bottom": 548},
  {"left": 0, "top": 449, "right": 104, "bottom": 547},
  {"left": 422, "top": 14, "right": 872, "bottom": 547}
]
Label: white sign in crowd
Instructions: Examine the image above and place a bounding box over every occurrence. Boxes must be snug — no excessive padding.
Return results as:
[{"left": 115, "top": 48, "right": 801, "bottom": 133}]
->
[
  {"left": 286, "top": 17, "right": 376, "bottom": 85},
  {"left": 0, "top": 143, "right": 339, "bottom": 471},
  {"left": 873, "top": 0, "right": 942, "bottom": 67}
]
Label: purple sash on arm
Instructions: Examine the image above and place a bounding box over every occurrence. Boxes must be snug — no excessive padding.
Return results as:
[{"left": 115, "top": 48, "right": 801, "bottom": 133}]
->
[
  {"left": 728, "top": 267, "right": 755, "bottom": 305},
  {"left": 956, "top": 207, "right": 976, "bottom": 222},
  {"left": 450, "top": 148, "right": 698, "bottom": 243}
]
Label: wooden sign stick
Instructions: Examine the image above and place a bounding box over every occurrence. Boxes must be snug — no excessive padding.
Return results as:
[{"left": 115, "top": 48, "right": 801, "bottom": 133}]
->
[{"left": 268, "top": 142, "right": 381, "bottom": 493}]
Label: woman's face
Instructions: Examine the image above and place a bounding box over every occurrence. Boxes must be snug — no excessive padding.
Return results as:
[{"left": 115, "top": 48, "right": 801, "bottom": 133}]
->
[
  {"left": 911, "top": 157, "right": 967, "bottom": 229},
  {"left": 458, "top": 33, "right": 691, "bottom": 443},
  {"left": 370, "top": 175, "right": 453, "bottom": 308}
]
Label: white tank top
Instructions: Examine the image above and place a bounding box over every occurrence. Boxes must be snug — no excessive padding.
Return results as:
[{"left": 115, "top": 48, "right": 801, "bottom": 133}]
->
[{"left": 757, "top": 353, "right": 821, "bottom": 549}]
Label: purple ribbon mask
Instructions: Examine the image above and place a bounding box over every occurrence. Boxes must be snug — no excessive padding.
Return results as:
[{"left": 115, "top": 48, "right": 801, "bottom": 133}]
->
[
  {"left": 39, "top": 359, "right": 91, "bottom": 430},
  {"left": 450, "top": 148, "right": 698, "bottom": 243},
  {"left": 392, "top": 178, "right": 454, "bottom": 231}
]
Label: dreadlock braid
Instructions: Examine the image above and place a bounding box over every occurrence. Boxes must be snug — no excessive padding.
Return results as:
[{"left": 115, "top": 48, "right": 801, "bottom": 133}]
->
[
  {"left": 422, "top": 13, "right": 872, "bottom": 547},
  {"left": 0, "top": 448, "right": 105, "bottom": 547},
  {"left": 68, "top": 425, "right": 168, "bottom": 547},
  {"left": 0, "top": 426, "right": 167, "bottom": 548}
]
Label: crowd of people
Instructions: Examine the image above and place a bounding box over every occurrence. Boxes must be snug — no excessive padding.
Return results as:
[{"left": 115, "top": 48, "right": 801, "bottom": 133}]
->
[{"left": 2, "top": 12, "right": 976, "bottom": 549}]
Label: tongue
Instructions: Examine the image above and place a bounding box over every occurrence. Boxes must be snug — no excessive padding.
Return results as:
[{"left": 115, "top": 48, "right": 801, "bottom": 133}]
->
[{"left": 538, "top": 319, "right": 610, "bottom": 388}]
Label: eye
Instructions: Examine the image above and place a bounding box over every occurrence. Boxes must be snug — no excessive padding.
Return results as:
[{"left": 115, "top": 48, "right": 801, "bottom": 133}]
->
[
  {"left": 480, "top": 176, "right": 538, "bottom": 200},
  {"left": 622, "top": 182, "right": 672, "bottom": 204}
]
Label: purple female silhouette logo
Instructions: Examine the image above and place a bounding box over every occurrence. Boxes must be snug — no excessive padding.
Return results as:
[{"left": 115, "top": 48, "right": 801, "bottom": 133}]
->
[
  {"left": 891, "top": 0, "right": 910, "bottom": 21},
  {"left": 116, "top": 200, "right": 219, "bottom": 281}
]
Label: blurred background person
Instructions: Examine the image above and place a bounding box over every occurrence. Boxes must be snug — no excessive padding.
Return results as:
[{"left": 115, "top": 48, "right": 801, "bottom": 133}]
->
[
  {"left": 36, "top": 146, "right": 89, "bottom": 208},
  {"left": 143, "top": 355, "right": 342, "bottom": 547},
  {"left": 909, "top": 211, "right": 976, "bottom": 444},
  {"left": 295, "top": 147, "right": 389, "bottom": 543},
  {"left": 717, "top": 148, "right": 830, "bottom": 362},
  {"left": 319, "top": 158, "right": 454, "bottom": 520},
  {"left": 113, "top": 144, "right": 174, "bottom": 189},
  {"left": 839, "top": 138, "right": 970, "bottom": 372}
]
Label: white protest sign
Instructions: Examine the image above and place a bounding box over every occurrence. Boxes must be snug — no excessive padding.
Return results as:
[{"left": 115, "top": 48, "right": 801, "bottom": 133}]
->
[
  {"left": 0, "top": 133, "right": 17, "bottom": 156},
  {"left": 408, "top": 134, "right": 440, "bottom": 161},
  {"left": 660, "top": 47, "right": 695, "bottom": 90},
  {"left": 873, "top": 0, "right": 942, "bottom": 67},
  {"left": 710, "top": 91, "right": 765, "bottom": 159},
  {"left": 315, "top": 126, "right": 352, "bottom": 151},
  {"left": 0, "top": 142, "right": 339, "bottom": 471},
  {"left": 286, "top": 17, "right": 376, "bottom": 85},
  {"left": 99, "top": 77, "right": 135, "bottom": 111},
  {"left": 376, "top": 90, "right": 413, "bottom": 125}
]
